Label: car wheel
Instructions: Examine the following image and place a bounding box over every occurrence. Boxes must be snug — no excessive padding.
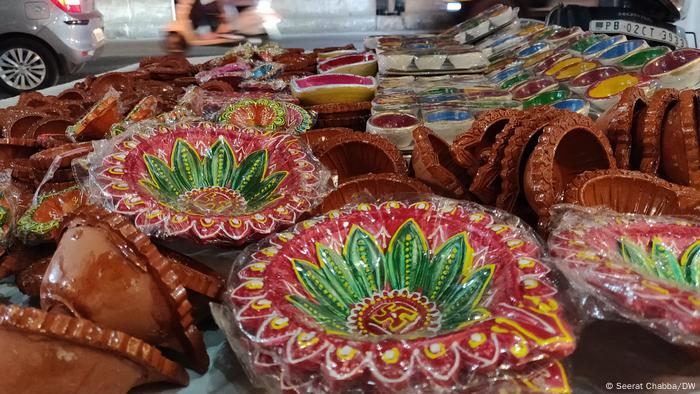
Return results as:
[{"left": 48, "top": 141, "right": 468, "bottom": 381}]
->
[{"left": 0, "top": 38, "right": 59, "bottom": 95}]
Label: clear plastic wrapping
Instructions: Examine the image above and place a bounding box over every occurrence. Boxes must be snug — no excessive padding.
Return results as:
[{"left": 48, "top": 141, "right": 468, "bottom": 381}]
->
[
  {"left": 221, "top": 196, "right": 576, "bottom": 393},
  {"left": 84, "top": 121, "right": 330, "bottom": 245},
  {"left": 548, "top": 205, "right": 700, "bottom": 347}
]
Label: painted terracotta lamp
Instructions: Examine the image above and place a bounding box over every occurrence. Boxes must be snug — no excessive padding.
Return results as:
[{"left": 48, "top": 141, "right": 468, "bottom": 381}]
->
[
  {"left": 88, "top": 123, "right": 328, "bottom": 244},
  {"left": 229, "top": 198, "right": 575, "bottom": 392}
]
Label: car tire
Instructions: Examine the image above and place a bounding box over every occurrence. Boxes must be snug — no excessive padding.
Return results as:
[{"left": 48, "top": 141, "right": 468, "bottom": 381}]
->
[{"left": 0, "top": 37, "right": 60, "bottom": 95}]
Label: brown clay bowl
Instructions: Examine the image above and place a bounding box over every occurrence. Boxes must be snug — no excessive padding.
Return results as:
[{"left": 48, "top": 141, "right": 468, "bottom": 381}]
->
[
  {"left": 41, "top": 206, "right": 209, "bottom": 373},
  {"left": 16, "top": 257, "right": 51, "bottom": 298},
  {"left": 411, "top": 125, "right": 471, "bottom": 198},
  {"left": 0, "top": 305, "right": 188, "bottom": 394},
  {"left": 307, "top": 101, "right": 372, "bottom": 119},
  {"left": 30, "top": 142, "right": 92, "bottom": 170},
  {"left": 594, "top": 87, "right": 648, "bottom": 169},
  {"left": 524, "top": 115, "right": 616, "bottom": 217},
  {"left": 36, "top": 133, "right": 72, "bottom": 149},
  {"left": 638, "top": 88, "right": 679, "bottom": 174},
  {"left": 16, "top": 92, "right": 54, "bottom": 109},
  {"left": 318, "top": 173, "right": 431, "bottom": 213},
  {"left": 450, "top": 108, "right": 522, "bottom": 175},
  {"left": 0, "top": 244, "right": 56, "bottom": 280},
  {"left": 300, "top": 127, "right": 356, "bottom": 153},
  {"left": 89, "top": 72, "right": 133, "bottom": 98},
  {"left": 317, "top": 132, "right": 407, "bottom": 181},
  {"left": 469, "top": 106, "right": 559, "bottom": 204},
  {"left": 0, "top": 138, "right": 40, "bottom": 163},
  {"left": 0, "top": 110, "right": 46, "bottom": 139},
  {"left": 564, "top": 169, "right": 700, "bottom": 215},
  {"left": 56, "top": 88, "right": 90, "bottom": 102},
  {"left": 26, "top": 117, "right": 74, "bottom": 139},
  {"left": 660, "top": 89, "right": 700, "bottom": 186},
  {"left": 56, "top": 100, "right": 89, "bottom": 119},
  {"left": 496, "top": 108, "right": 575, "bottom": 213}
]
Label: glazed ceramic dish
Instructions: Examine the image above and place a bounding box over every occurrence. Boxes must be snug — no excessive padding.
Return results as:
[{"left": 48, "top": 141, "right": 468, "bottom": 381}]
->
[
  {"left": 366, "top": 112, "right": 420, "bottom": 149},
  {"left": 87, "top": 123, "right": 328, "bottom": 244},
  {"left": 546, "top": 26, "right": 583, "bottom": 45},
  {"left": 586, "top": 73, "right": 653, "bottom": 110},
  {"left": 229, "top": 198, "right": 575, "bottom": 392},
  {"left": 596, "top": 40, "right": 648, "bottom": 66},
  {"left": 568, "top": 34, "right": 607, "bottom": 55},
  {"left": 642, "top": 48, "right": 700, "bottom": 89},
  {"left": 569, "top": 66, "right": 620, "bottom": 95},
  {"left": 554, "top": 60, "right": 599, "bottom": 82},
  {"left": 318, "top": 52, "right": 378, "bottom": 76},
  {"left": 423, "top": 108, "right": 474, "bottom": 143},
  {"left": 618, "top": 46, "right": 671, "bottom": 70},
  {"left": 550, "top": 207, "right": 700, "bottom": 346},
  {"left": 517, "top": 42, "right": 550, "bottom": 60},
  {"left": 523, "top": 89, "right": 570, "bottom": 109},
  {"left": 290, "top": 74, "right": 377, "bottom": 106},
  {"left": 544, "top": 57, "right": 583, "bottom": 77},
  {"left": 582, "top": 35, "right": 627, "bottom": 58},
  {"left": 553, "top": 98, "right": 590, "bottom": 116},
  {"left": 511, "top": 77, "right": 558, "bottom": 101}
]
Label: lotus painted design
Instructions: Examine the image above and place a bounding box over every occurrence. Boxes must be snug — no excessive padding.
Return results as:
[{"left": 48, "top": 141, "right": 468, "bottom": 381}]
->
[
  {"left": 230, "top": 199, "right": 575, "bottom": 391},
  {"left": 550, "top": 206, "right": 700, "bottom": 346},
  {"left": 218, "top": 98, "right": 313, "bottom": 134},
  {"left": 89, "top": 123, "right": 327, "bottom": 244}
]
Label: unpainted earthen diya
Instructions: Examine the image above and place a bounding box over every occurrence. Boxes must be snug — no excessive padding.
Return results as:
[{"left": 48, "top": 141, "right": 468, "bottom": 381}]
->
[
  {"left": 229, "top": 198, "right": 575, "bottom": 391},
  {"left": 27, "top": 116, "right": 74, "bottom": 140},
  {"left": 89, "top": 123, "right": 327, "bottom": 245},
  {"left": 411, "top": 126, "right": 471, "bottom": 198},
  {"left": 89, "top": 72, "right": 133, "bottom": 98},
  {"left": 29, "top": 141, "right": 92, "bottom": 170},
  {"left": 660, "top": 89, "right": 700, "bottom": 186},
  {"left": 41, "top": 205, "right": 209, "bottom": 373},
  {"left": 524, "top": 114, "right": 615, "bottom": 218},
  {"left": 594, "top": 86, "right": 648, "bottom": 169},
  {"left": 0, "top": 109, "right": 46, "bottom": 139},
  {"left": 316, "top": 131, "right": 407, "bottom": 182},
  {"left": 307, "top": 101, "right": 372, "bottom": 130},
  {"left": 318, "top": 173, "right": 430, "bottom": 213},
  {"left": 66, "top": 93, "right": 121, "bottom": 141},
  {"left": 16, "top": 185, "right": 86, "bottom": 243},
  {"left": 299, "top": 127, "right": 356, "bottom": 153},
  {"left": 157, "top": 246, "right": 225, "bottom": 301},
  {"left": 15, "top": 255, "right": 51, "bottom": 298},
  {"left": 550, "top": 208, "right": 700, "bottom": 346},
  {"left": 450, "top": 108, "right": 523, "bottom": 175},
  {"left": 639, "top": 88, "right": 680, "bottom": 174},
  {"left": 564, "top": 169, "right": 700, "bottom": 215},
  {"left": 470, "top": 106, "right": 560, "bottom": 204},
  {"left": 0, "top": 304, "right": 188, "bottom": 394}
]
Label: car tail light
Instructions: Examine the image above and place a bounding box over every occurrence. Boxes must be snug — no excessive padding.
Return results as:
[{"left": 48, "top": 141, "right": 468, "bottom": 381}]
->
[{"left": 50, "top": 0, "right": 82, "bottom": 13}]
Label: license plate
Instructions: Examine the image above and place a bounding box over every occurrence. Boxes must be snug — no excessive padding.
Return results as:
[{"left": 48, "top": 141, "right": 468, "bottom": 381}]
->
[
  {"left": 589, "top": 20, "right": 687, "bottom": 48},
  {"left": 92, "top": 28, "right": 105, "bottom": 44}
]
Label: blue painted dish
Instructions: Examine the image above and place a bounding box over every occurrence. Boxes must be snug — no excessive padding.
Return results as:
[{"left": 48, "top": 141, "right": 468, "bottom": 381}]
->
[
  {"left": 553, "top": 98, "right": 590, "bottom": 115},
  {"left": 597, "top": 40, "right": 648, "bottom": 65},
  {"left": 583, "top": 35, "right": 627, "bottom": 58},
  {"left": 517, "top": 42, "right": 550, "bottom": 59},
  {"left": 490, "top": 65, "right": 523, "bottom": 83}
]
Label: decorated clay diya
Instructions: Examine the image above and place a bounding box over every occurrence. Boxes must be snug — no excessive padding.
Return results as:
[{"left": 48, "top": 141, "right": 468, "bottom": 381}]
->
[
  {"left": 0, "top": 305, "right": 188, "bottom": 394},
  {"left": 531, "top": 52, "right": 572, "bottom": 75},
  {"left": 659, "top": 89, "right": 700, "bottom": 187},
  {"left": 17, "top": 185, "right": 86, "bottom": 243},
  {"left": 642, "top": 48, "right": 700, "bottom": 90},
  {"left": 550, "top": 208, "right": 700, "bottom": 346},
  {"left": 512, "top": 77, "right": 558, "bottom": 101},
  {"left": 217, "top": 98, "right": 313, "bottom": 134},
  {"left": 569, "top": 66, "right": 620, "bottom": 95},
  {"left": 568, "top": 34, "right": 606, "bottom": 55},
  {"left": 595, "top": 87, "right": 648, "bottom": 169},
  {"left": 412, "top": 126, "right": 471, "bottom": 197},
  {"left": 582, "top": 35, "right": 627, "bottom": 58},
  {"left": 638, "top": 88, "right": 679, "bottom": 174},
  {"left": 545, "top": 57, "right": 583, "bottom": 77},
  {"left": 554, "top": 60, "right": 599, "bottom": 82},
  {"left": 290, "top": 74, "right": 377, "bottom": 106},
  {"left": 317, "top": 52, "right": 378, "bottom": 76},
  {"left": 66, "top": 93, "right": 120, "bottom": 141},
  {"left": 517, "top": 42, "right": 550, "bottom": 60},
  {"left": 553, "top": 98, "right": 590, "bottom": 116},
  {"left": 366, "top": 112, "right": 420, "bottom": 149},
  {"left": 88, "top": 123, "right": 327, "bottom": 244},
  {"left": 618, "top": 46, "right": 671, "bottom": 70},
  {"left": 229, "top": 199, "right": 575, "bottom": 391},
  {"left": 586, "top": 73, "right": 652, "bottom": 110},
  {"left": 499, "top": 73, "right": 529, "bottom": 91},
  {"left": 596, "top": 39, "right": 648, "bottom": 66},
  {"left": 523, "top": 89, "right": 570, "bottom": 109}
]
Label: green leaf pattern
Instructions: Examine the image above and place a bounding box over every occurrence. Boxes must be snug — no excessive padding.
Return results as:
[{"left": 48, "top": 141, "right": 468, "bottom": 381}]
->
[
  {"left": 619, "top": 237, "right": 700, "bottom": 289},
  {"left": 141, "top": 137, "right": 286, "bottom": 212},
  {"left": 288, "top": 220, "right": 494, "bottom": 336}
]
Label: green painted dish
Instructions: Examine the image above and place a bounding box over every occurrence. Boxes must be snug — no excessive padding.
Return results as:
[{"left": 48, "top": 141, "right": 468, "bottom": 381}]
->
[
  {"left": 523, "top": 89, "right": 570, "bottom": 109},
  {"left": 568, "top": 34, "right": 606, "bottom": 54},
  {"left": 618, "top": 46, "right": 672, "bottom": 70},
  {"left": 500, "top": 73, "right": 529, "bottom": 90}
]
